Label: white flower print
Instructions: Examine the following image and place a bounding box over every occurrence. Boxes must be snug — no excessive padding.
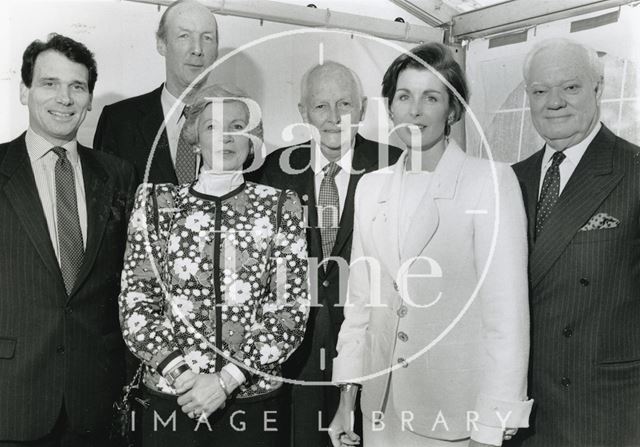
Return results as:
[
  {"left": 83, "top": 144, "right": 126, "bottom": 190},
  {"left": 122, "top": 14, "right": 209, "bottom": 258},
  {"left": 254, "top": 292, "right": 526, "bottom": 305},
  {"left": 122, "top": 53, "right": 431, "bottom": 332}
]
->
[
  {"left": 172, "top": 295, "right": 194, "bottom": 315},
  {"left": 290, "top": 238, "right": 306, "bottom": 258},
  {"left": 254, "top": 185, "right": 277, "bottom": 198},
  {"left": 127, "top": 313, "right": 147, "bottom": 334},
  {"left": 184, "top": 351, "right": 210, "bottom": 373},
  {"left": 227, "top": 280, "right": 252, "bottom": 305},
  {"left": 263, "top": 302, "right": 279, "bottom": 314},
  {"left": 125, "top": 291, "right": 146, "bottom": 307},
  {"left": 184, "top": 212, "right": 212, "bottom": 233},
  {"left": 130, "top": 208, "right": 146, "bottom": 231},
  {"left": 251, "top": 217, "right": 274, "bottom": 241},
  {"left": 173, "top": 258, "right": 198, "bottom": 281},
  {"left": 168, "top": 235, "right": 181, "bottom": 253},
  {"left": 259, "top": 345, "right": 281, "bottom": 365}
]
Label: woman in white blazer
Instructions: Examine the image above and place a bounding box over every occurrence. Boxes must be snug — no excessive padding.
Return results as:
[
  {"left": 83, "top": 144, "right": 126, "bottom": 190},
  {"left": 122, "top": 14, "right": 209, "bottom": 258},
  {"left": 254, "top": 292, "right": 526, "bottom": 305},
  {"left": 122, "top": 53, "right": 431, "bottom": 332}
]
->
[{"left": 329, "top": 43, "right": 533, "bottom": 447}]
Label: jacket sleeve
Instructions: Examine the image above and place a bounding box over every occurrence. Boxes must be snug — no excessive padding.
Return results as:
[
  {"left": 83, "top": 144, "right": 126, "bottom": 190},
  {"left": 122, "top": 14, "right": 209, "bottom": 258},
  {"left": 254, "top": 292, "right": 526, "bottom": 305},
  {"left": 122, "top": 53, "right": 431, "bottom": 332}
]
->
[
  {"left": 93, "top": 105, "right": 117, "bottom": 156},
  {"left": 232, "top": 189, "right": 310, "bottom": 373},
  {"left": 118, "top": 184, "right": 184, "bottom": 373},
  {"left": 332, "top": 180, "right": 372, "bottom": 384},
  {"left": 471, "top": 164, "right": 533, "bottom": 445}
]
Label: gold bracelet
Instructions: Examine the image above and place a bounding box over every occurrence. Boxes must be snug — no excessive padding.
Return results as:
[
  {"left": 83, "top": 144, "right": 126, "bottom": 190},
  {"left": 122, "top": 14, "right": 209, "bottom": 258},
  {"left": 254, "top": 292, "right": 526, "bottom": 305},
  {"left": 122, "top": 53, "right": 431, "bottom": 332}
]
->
[
  {"left": 337, "top": 383, "right": 358, "bottom": 393},
  {"left": 217, "top": 372, "right": 230, "bottom": 397}
]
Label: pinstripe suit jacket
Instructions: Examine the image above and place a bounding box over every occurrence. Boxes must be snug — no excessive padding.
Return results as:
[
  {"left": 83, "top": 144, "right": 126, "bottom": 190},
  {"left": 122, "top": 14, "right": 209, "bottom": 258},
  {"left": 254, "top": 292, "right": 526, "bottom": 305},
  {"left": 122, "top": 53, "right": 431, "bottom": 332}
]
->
[
  {"left": 511, "top": 125, "right": 640, "bottom": 447},
  {"left": 0, "top": 133, "right": 136, "bottom": 441}
]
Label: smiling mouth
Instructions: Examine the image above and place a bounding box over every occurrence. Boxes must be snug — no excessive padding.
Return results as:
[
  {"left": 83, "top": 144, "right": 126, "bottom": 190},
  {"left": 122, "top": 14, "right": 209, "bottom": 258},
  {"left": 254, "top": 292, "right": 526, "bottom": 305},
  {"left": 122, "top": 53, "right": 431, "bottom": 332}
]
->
[{"left": 49, "top": 111, "right": 74, "bottom": 118}]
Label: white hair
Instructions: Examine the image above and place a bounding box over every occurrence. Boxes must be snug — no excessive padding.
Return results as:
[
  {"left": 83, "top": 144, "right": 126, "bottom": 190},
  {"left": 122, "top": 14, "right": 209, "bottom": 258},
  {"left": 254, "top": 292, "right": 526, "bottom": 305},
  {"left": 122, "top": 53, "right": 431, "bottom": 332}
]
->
[
  {"left": 522, "top": 38, "right": 604, "bottom": 84},
  {"left": 299, "top": 61, "right": 365, "bottom": 106}
]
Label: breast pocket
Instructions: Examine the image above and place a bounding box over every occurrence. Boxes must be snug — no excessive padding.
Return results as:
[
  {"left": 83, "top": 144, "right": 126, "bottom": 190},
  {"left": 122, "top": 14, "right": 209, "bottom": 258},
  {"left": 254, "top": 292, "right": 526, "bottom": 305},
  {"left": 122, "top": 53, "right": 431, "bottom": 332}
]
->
[
  {"left": 571, "top": 227, "right": 623, "bottom": 244},
  {"left": 0, "top": 337, "right": 17, "bottom": 359}
]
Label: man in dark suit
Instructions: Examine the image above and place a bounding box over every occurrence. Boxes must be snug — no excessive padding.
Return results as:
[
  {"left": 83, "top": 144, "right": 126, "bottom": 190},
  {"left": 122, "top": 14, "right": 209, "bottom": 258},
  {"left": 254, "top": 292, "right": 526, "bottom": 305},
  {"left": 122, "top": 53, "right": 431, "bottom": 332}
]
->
[
  {"left": 94, "top": 0, "right": 218, "bottom": 184},
  {"left": 0, "top": 34, "right": 136, "bottom": 446},
  {"left": 257, "top": 61, "right": 401, "bottom": 447},
  {"left": 511, "top": 38, "right": 640, "bottom": 447}
]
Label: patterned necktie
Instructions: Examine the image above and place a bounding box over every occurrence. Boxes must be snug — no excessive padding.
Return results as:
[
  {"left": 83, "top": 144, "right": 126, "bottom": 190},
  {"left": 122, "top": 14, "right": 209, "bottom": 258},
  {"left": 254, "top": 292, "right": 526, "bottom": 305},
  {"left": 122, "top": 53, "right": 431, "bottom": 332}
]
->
[
  {"left": 535, "top": 151, "right": 566, "bottom": 238},
  {"left": 174, "top": 105, "right": 197, "bottom": 184},
  {"left": 318, "top": 162, "right": 341, "bottom": 260},
  {"left": 52, "top": 146, "right": 84, "bottom": 294}
]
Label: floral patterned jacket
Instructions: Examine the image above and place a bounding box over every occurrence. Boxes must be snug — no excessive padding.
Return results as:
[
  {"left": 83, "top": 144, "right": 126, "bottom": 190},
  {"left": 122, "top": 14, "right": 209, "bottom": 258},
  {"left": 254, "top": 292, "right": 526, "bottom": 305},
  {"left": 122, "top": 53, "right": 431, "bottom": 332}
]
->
[{"left": 119, "top": 182, "right": 309, "bottom": 398}]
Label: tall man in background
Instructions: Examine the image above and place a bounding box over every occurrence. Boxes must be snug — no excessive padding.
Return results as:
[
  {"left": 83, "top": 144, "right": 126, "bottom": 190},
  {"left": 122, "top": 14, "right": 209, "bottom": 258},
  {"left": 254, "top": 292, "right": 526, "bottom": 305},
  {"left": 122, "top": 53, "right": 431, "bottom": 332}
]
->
[
  {"left": 257, "top": 61, "right": 402, "bottom": 447},
  {"left": 94, "top": 0, "right": 218, "bottom": 184},
  {"left": 511, "top": 38, "right": 640, "bottom": 447},
  {"left": 0, "top": 34, "right": 135, "bottom": 446}
]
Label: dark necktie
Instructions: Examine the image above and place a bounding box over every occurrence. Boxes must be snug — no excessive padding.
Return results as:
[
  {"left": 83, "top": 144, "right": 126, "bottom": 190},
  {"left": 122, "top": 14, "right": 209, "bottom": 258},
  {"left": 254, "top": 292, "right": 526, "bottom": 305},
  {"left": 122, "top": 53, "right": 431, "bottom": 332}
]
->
[
  {"left": 174, "top": 105, "right": 196, "bottom": 184},
  {"left": 535, "top": 151, "right": 566, "bottom": 238},
  {"left": 318, "top": 162, "right": 341, "bottom": 260},
  {"left": 52, "top": 146, "right": 84, "bottom": 294}
]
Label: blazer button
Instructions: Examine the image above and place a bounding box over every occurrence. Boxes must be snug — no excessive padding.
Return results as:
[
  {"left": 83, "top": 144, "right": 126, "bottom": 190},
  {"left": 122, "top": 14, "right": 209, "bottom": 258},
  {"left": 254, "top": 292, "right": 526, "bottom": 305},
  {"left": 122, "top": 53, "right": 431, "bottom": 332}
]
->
[
  {"left": 64, "top": 306, "right": 73, "bottom": 315},
  {"left": 398, "top": 331, "right": 408, "bottom": 342},
  {"left": 397, "top": 305, "right": 408, "bottom": 318},
  {"left": 397, "top": 357, "right": 409, "bottom": 368},
  {"left": 562, "top": 326, "right": 573, "bottom": 338},
  {"left": 393, "top": 281, "right": 399, "bottom": 292},
  {"left": 56, "top": 345, "right": 65, "bottom": 354},
  {"left": 322, "top": 280, "right": 330, "bottom": 288},
  {"left": 560, "top": 376, "right": 571, "bottom": 388},
  {"left": 579, "top": 278, "right": 589, "bottom": 286}
]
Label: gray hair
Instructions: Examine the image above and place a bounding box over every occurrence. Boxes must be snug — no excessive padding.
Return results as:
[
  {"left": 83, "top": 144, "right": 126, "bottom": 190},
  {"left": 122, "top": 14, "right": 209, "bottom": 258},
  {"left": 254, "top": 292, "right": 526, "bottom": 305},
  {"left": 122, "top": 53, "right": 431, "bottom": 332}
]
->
[
  {"left": 156, "top": 0, "right": 218, "bottom": 43},
  {"left": 300, "top": 61, "right": 365, "bottom": 107},
  {"left": 182, "top": 83, "right": 264, "bottom": 147},
  {"left": 522, "top": 38, "right": 604, "bottom": 84}
]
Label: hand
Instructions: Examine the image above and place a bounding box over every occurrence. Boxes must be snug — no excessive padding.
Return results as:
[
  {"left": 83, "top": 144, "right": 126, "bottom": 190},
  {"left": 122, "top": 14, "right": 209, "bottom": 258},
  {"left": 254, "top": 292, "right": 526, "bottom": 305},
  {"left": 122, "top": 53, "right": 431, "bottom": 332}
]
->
[
  {"left": 503, "top": 427, "right": 518, "bottom": 441},
  {"left": 176, "top": 373, "right": 227, "bottom": 419},
  {"left": 173, "top": 369, "right": 197, "bottom": 395},
  {"left": 328, "top": 402, "right": 360, "bottom": 447}
]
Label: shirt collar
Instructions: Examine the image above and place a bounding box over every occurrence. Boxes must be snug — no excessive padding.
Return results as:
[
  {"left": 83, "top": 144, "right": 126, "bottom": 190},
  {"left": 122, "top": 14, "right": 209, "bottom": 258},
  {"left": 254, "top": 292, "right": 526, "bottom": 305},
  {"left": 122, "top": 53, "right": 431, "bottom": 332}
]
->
[
  {"left": 311, "top": 144, "right": 354, "bottom": 176},
  {"left": 25, "top": 127, "right": 79, "bottom": 164},
  {"left": 161, "top": 84, "right": 186, "bottom": 124},
  {"left": 541, "top": 122, "right": 602, "bottom": 169}
]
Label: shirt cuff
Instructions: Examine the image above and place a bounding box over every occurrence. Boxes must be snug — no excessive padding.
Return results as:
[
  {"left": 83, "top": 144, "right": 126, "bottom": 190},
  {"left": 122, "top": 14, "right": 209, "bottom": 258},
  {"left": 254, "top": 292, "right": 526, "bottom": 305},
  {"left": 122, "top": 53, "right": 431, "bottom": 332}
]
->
[
  {"left": 222, "top": 363, "right": 246, "bottom": 385},
  {"left": 156, "top": 350, "right": 185, "bottom": 376}
]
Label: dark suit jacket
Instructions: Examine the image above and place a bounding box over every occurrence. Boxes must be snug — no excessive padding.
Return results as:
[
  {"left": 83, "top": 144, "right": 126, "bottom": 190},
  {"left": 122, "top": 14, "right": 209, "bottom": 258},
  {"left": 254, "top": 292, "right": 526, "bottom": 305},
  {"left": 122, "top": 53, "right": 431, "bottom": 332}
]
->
[
  {"left": 94, "top": 84, "right": 178, "bottom": 184},
  {"left": 0, "top": 133, "right": 137, "bottom": 441},
  {"left": 511, "top": 125, "right": 640, "bottom": 447},
  {"left": 257, "top": 134, "right": 401, "bottom": 446}
]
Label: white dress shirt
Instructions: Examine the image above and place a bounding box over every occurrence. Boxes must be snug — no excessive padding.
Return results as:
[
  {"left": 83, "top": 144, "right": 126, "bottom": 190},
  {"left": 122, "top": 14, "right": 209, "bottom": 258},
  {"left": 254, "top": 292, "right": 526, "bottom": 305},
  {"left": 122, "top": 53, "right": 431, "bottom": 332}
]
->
[
  {"left": 311, "top": 145, "right": 354, "bottom": 215},
  {"left": 25, "top": 128, "right": 88, "bottom": 262},
  {"left": 160, "top": 85, "right": 187, "bottom": 165},
  {"left": 538, "top": 122, "right": 601, "bottom": 198}
]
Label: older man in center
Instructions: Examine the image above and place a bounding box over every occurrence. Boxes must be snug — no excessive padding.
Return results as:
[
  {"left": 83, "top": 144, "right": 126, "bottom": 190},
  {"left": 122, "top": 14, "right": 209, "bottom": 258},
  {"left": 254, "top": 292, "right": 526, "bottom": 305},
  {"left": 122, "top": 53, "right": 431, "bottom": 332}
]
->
[{"left": 256, "top": 62, "right": 402, "bottom": 446}]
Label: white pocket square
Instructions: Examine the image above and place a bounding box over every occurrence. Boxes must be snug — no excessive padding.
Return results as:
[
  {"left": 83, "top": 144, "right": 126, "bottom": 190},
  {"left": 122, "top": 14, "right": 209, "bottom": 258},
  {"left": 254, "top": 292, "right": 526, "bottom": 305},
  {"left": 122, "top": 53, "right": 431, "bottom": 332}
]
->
[{"left": 579, "top": 212, "right": 620, "bottom": 231}]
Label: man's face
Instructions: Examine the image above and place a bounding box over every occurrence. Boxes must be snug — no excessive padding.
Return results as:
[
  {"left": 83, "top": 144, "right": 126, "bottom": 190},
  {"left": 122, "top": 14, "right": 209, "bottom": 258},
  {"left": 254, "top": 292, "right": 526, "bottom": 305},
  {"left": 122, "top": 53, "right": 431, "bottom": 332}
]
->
[
  {"left": 299, "top": 68, "right": 366, "bottom": 157},
  {"left": 526, "top": 46, "right": 602, "bottom": 150},
  {"left": 20, "top": 50, "right": 92, "bottom": 146},
  {"left": 158, "top": 2, "right": 218, "bottom": 95}
]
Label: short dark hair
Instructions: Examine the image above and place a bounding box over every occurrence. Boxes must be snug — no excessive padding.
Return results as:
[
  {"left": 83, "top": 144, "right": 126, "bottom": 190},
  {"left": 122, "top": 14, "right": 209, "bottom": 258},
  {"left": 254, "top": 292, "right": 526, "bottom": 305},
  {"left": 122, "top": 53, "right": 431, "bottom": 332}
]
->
[
  {"left": 21, "top": 33, "right": 98, "bottom": 93},
  {"left": 382, "top": 42, "right": 468, "bottom": 124}
]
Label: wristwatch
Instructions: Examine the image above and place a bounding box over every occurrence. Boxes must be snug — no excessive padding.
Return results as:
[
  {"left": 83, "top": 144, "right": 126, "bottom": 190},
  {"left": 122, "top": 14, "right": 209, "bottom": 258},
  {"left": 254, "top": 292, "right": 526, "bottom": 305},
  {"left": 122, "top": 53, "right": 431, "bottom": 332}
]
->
[{"left": 165, "top": 363, "right": 191, "bottom": 386}]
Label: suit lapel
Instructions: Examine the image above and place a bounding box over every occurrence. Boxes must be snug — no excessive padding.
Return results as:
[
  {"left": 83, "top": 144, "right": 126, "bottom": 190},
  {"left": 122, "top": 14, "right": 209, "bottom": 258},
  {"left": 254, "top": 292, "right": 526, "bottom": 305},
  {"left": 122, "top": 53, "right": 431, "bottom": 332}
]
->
[
  {"left": 0, "top": 134, "right": 62, "bottom": 283},
  {"left": 518, "top": 150, "right": 544, "bottom": 243},
  {"left": 70, "top": 145, "right": 113, "bottom": 299},
  {"left": 531, "top": 126, "right": 622, "bottom": 288},
  {"left": 400, "top": 142, "right": 465, "bottom": 263},
  {"left": 140, "top": 86, "right": 178, "bottom": 184}
]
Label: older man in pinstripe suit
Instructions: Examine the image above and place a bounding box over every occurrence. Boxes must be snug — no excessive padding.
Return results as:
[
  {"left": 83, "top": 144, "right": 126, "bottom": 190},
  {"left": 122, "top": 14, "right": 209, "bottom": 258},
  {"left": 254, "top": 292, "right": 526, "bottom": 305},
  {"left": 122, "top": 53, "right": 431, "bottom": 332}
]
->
[
  {"left": 0, "top": 34, "right": 135, "bottom": 446},
  {"left": 510, "top": 38, "right": 640, "bottom": 447}
]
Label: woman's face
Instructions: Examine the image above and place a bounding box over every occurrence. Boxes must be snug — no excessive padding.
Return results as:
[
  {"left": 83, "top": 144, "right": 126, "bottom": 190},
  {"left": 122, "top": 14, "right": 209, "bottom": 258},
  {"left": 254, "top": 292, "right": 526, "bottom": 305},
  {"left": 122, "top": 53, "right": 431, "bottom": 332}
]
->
[
  {"left": 198, "top": 100, "right": 251, "bottom": 172},
  {"left": 390, "top": 67, "right": 452, "bottom": 151}
]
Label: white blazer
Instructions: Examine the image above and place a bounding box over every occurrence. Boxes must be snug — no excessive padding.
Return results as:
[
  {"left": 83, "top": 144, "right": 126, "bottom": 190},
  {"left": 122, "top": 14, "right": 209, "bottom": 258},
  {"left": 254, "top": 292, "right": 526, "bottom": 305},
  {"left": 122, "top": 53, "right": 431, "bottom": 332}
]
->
[{"left": 333, "top": 141, "right": 533, "bottom": 444}]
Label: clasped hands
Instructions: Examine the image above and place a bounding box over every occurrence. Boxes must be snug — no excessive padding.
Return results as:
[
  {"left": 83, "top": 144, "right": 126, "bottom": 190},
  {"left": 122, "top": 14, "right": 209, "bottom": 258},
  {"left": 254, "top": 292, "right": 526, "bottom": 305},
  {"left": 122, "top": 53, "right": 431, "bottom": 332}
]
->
[{"left": 173, "top": 369, "right": 238, "bottom": 420}]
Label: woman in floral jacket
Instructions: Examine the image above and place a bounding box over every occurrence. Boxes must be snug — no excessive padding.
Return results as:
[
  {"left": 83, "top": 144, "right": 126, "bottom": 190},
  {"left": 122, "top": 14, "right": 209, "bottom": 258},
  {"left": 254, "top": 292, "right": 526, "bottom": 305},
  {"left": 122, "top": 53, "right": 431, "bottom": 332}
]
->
[{"left": 119, "top": 84, "right": 309, "bottom": 446}]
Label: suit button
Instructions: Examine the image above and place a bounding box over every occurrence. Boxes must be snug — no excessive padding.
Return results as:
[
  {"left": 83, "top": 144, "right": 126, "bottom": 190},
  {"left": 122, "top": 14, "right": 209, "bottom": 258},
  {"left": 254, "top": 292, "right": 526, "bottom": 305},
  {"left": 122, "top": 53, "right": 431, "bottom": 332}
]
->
[
  {"left": 560, "top": 376, "right": 571, "bottom": 388},
  {"left": 398, "top": 332, "right": 408, "bottom": 342},
  {"left": 579, "top": 278, "right": 589, "bottom": 286},
  {"left": 64, "top": 306, "right": 73, "bottom": 315},
  {"left": 397, "top": 357, "right": 409, "bottom": 368},
  {"left": 563, "top": 326, "right": 573, "bottom": 338},
  {"left": 56, "top": 345, "right": 65, "bottom": 354},
  {"left": 393, "top": 281, "right": 399, "bottom": 292},
  {"left": 322, "top": 280, "right": 330, "bottom": 288},
  {"left": 397, "top": 305, "right": 408, "bottom": 318}
]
